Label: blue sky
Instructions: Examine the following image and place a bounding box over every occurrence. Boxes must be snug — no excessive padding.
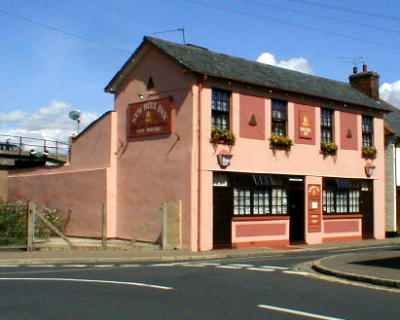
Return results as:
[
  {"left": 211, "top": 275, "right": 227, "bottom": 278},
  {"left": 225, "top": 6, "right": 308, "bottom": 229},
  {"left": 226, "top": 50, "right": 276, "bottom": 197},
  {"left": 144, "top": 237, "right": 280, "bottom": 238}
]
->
[{"left": 1, "top": 0, "right": 400, "bottom": 141}]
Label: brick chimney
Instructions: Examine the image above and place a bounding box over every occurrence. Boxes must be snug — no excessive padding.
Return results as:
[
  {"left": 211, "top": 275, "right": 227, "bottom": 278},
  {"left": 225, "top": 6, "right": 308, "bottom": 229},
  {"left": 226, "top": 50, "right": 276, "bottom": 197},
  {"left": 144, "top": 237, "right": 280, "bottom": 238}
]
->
[{"left": 349, "top": 64, "right": 380, "bottom": 100}]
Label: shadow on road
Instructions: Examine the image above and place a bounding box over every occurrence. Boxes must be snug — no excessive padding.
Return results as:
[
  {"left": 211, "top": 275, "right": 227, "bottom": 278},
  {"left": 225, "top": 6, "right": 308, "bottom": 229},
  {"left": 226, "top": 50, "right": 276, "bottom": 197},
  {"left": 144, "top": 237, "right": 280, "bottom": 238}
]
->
[{"left": 352, "top": 257, "right": 400, "bottom": 270}]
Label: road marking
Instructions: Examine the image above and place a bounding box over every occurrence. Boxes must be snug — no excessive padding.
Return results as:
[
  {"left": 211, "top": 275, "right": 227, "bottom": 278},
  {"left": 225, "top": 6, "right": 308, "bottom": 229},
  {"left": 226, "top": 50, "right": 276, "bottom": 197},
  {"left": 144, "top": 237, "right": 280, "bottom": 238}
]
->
[
  {"left": 282, "top": 270, "right": 310, "bottom": 276},
  {"left": 0, "top": 265, "right": 19, "bottom": 268},
  {"left": 179, "top": 263, "right": 208, "bottom": 268},
  {"left": 196, "top": 263, "right": 220, "bottom": 266},
  {"left": 150, "top": 263, "right": 182, "bottom": 267},
  {"left": 61, "top": 264, "right": 88, "bottom": 268},
  {"left": 260, "top": 265, "right": 289, "bottom": 270},
  {"left": 93, "top": 264, "right": 114, "bottom": 268},
  {"left": 216, "top": 265, "right": 243, "bottom": 269},
  {"left": 228, "top": 264, "right": 253, "bottom": 268},
  {"left": 257, "top": 304, "right": 346, "bottom": 320},
  {"left": 247, "top": 267, "right": 275, "bottom": 272},
  {"left": 0, "top": 277, "right": 174, "bottom": 290},
  {"left": 29, "top": 265, "right": 55, "bottom": 268},
  {"left": 119, "top": 264, "right": 140, "bottom": 268}
]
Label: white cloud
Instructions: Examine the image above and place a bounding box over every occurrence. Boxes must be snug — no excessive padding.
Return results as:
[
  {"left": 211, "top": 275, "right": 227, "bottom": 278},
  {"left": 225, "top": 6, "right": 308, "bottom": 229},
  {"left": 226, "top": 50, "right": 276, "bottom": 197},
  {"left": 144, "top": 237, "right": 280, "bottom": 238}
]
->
[
  {"left": 380, "top": 81, "right": 400, "bottom": 108},
  {"left": 257, "top": 52, "right": 313, "bottom": 74},
  {"left": 0, "top": 101, "right": 98, "bottom": 143}
]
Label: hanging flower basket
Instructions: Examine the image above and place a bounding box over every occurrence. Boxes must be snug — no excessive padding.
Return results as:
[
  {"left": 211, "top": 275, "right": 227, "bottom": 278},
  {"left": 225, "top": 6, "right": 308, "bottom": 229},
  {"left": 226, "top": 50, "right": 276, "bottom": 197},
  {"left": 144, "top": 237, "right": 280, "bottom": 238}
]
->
[
  {"left": 210, "top": 128, "right": 236, "bottom": 146},
  {"left": 269, "top": 135, "right": 293, "bottom": 150},
  {"left": 320, "top": 142, "right": 338, "bottom": 156},
  {"left": 362, "top": 146, "right": 377, "bottom": 159}
]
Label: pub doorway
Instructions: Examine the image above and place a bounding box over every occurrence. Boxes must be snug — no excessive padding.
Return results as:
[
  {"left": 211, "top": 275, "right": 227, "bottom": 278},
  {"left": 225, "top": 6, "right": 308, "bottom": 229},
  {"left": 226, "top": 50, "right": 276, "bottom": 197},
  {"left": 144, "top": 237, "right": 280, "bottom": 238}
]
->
[
  {"left": 360, "top": 181, "right": 374, "bottom": 239},
  {"left": 213, "top": 174, "right": 233, "bottom": 249},
  {"left": 288, "top": 178, "right": 305, "bottom": 243}
]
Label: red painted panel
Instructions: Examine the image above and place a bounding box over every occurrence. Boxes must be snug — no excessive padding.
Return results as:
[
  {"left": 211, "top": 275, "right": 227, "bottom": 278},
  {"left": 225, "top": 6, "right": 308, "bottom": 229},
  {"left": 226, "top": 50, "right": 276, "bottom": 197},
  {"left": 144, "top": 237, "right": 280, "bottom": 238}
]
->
[
  {"left": 236, "top": 223, "right": 286, "bottom": 237},
  {"left": 308, "top": 184, "right": 322, "bottom": 233},
  {"left": 239, "top": 94, "right": 265, "bottom": 140},
  {"left": 295, "top": 104, "right": 315, "bottom": 145},
  {"left": 324, "top": 220, "right": 359, "bottom": 233},
  {"left": 340, "top": 112, "right": 358, "bottom": 150}
]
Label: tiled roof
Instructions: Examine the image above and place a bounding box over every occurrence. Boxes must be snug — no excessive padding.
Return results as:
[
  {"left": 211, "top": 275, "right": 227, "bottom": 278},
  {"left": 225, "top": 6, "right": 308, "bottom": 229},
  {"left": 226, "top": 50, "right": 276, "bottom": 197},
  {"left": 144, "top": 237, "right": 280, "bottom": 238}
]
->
[
  {"left": 381, "top": 100, "right": 400, "bottom": 136},
  {"left": 106, "top": 36, "right": 391, "bottom": 112}
]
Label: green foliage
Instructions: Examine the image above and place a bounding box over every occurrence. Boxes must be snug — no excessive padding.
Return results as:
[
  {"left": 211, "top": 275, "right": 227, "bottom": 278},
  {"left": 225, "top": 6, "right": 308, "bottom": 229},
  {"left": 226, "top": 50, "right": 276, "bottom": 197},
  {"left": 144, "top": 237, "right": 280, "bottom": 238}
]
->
[
  {"left": 0, "top": 202, "right": 65, "bottom": 246},
  {"left": 320, "top": 142, "right": 338, "bottom": 156},
  {"left": 210, "top": 128, "right": 236, "bottom": 146},
  {"left": 362, "top": 146, "right": 377, "bottom": 159},
  {"left": 270, "top": 135, "right": 293, "bottom": 150}
]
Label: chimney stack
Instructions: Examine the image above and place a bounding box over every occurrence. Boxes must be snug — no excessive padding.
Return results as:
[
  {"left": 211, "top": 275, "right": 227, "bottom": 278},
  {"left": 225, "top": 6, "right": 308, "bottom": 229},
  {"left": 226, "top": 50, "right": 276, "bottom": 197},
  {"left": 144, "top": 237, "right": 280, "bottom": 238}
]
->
[{"left": 349, "top": 64, "right": 380, "bottom": 100}]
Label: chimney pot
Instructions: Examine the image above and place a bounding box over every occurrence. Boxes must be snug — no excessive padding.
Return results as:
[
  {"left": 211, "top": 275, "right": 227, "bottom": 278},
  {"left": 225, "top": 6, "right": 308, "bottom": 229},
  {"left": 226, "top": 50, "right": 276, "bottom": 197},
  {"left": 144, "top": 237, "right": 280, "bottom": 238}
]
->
[
  {"left": 362, "top": 64, "right": 368, "bottom": 72},
  {"left": 353, "top": 66, "right": 358, "bottom": 74}
]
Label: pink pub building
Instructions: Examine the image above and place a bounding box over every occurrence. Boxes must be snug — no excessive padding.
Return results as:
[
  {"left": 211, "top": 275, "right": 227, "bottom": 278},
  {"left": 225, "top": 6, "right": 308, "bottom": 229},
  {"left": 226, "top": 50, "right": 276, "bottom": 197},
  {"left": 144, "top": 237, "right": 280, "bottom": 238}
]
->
[{"left": 9, "top": 37, "right": 390, "bottom": 251}]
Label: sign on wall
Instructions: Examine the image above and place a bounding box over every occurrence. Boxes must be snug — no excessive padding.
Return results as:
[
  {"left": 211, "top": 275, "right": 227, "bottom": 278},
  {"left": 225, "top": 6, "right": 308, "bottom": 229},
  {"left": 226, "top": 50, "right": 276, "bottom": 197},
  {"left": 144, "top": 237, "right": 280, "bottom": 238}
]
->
[
  {"left": 127, "top": 97, "right": 174, "bottom": 139},
  {"left": 295, "top": 104, "right": 315, "bottom": 145},
  {"left": 307, "top": 184, "right": 322, "bottom": 233}
]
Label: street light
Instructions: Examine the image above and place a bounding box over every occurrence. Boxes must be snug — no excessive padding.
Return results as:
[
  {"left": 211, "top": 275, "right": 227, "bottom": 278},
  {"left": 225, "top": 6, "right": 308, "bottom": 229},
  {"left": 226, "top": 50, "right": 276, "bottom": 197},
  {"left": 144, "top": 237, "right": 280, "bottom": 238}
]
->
[{"left": 68, "top": 110, "right": 81, "bottom": 135}]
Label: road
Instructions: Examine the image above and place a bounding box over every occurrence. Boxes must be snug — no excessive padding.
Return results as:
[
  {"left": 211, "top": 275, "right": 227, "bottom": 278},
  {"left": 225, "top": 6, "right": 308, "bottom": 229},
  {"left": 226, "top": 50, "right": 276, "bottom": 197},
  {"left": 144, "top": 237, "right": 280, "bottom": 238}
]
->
[{"left": 0, "top": 245, "right": 399, "bottom": 320}]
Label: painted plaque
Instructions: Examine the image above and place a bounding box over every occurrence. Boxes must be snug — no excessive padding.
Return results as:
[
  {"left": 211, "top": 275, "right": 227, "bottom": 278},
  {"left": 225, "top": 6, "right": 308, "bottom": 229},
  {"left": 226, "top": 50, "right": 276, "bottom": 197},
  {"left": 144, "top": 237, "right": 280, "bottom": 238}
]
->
[
  {"left": 295, "top": 104, "right": 315, "bottom": 145},
  {"left": 299, "top": 111, "right": 312, "bottom": 139},
  {"left": 127, "top": 97, "right": 173, "bottom": 139},
  {"left": 307, "top": 184, "right": 321, "bottom": 233}
]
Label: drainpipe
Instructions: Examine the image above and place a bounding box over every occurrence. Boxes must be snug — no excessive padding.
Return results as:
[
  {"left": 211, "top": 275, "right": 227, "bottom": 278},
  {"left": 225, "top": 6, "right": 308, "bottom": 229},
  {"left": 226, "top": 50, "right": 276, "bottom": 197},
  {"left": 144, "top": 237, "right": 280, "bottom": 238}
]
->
[{"left": 197, "top": 79, "right": 203, "bottom": 251}]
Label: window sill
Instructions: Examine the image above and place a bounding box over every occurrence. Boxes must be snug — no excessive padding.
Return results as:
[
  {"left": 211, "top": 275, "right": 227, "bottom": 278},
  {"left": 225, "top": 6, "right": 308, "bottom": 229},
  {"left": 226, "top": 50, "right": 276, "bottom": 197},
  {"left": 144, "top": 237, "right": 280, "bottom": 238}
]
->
[
  {"left": 232, "top": 215, "right": 289, "bottom": 222},
  {"left": 322, "top": 214, "right": 362, "bottom": 220}
]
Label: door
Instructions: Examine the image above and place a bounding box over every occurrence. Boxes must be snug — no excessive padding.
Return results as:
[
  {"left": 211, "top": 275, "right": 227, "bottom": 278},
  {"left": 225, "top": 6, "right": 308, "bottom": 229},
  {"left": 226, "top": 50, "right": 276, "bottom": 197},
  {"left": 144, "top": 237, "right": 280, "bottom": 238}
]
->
[
  {"left": 213, "top": 187, "right": 233, "bottom": 248},
  {"left": 360, "top": 181, "right": 374, "bottom": 239},
  {"left": 288, "top": 180, "right": 305, "bottom": 243}
]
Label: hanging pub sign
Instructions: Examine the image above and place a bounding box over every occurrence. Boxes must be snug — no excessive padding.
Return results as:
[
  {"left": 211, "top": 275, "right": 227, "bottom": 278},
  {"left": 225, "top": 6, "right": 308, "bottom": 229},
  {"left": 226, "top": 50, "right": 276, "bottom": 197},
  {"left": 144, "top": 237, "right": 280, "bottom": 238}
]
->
[{"left": 127, "top": 97, "right": 174, "bottom": 139}]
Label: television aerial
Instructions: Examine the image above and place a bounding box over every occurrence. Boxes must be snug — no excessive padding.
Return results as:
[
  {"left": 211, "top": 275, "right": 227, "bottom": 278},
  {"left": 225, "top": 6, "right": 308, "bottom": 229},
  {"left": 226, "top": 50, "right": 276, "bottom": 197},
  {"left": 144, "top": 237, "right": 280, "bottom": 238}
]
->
[{"left": 69, "top": 110, "right": 81, "bottom": 134}]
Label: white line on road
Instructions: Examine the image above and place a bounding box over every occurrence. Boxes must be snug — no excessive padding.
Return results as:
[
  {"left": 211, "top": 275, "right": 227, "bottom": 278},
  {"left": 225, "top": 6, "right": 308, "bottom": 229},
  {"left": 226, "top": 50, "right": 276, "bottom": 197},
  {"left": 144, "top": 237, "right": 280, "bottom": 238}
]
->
[
  {"left": 246, "top": 267, "right": 275, "bottom": 272},
  {"left": 29, "top": 265, "right": 55, "bottom": 268},
  {"left": 227, "top": 264, "right": 254, "bottom": 268},
  {"left": 257, "top": 304, "right": 346, "bottom": 320},
  {"left": 260, "top": 265, "right": 289, "bottom": 270},
  {"left": 118, "top": 264, "right": 141, "bottom": 268},
  {"left": 0, "top": 265, "right": 19, "bottom": 268},
  {"left": 93, "top": 264, "right": 114, "bottom": 268},
  {"left": 216, "top": 265, "right": 243, "bottom": 269},
  {"left": 150, "top": 263, "right": 182, "bottom": 267},
  {"left": 61, "top": 264, "right": 88, "bottom": 268},
  {"left": 282, "top": 270, "right": 310, "bottom": 276},
  {"left": 0, "top": 277, "right": 174, "bottom": 290}
]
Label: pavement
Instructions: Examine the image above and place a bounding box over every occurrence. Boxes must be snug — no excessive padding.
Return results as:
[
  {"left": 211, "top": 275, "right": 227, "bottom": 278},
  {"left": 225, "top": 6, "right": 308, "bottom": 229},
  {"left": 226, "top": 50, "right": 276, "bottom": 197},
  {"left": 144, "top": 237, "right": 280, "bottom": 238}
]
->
[{"left": 313, "top": 248, "right": 400, "bottom": 289}]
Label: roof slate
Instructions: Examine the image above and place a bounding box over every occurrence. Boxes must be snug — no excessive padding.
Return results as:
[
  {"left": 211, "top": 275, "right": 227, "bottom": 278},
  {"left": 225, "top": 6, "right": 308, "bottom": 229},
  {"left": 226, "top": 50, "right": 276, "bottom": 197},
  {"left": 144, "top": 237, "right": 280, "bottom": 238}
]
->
[
  {"left": 106, "top": 36, "right": 390, "bottom": 112},
  {"left": 381, "top": 100, "right": 400, "bottom": 136}
]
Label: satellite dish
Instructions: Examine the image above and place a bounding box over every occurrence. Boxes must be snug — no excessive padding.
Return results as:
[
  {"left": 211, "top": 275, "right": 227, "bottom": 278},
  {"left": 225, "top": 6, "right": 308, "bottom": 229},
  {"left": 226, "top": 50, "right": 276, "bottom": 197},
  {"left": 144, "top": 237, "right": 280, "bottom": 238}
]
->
[{"left": 69, "top": 110, "right": 81, "bottom": 121}]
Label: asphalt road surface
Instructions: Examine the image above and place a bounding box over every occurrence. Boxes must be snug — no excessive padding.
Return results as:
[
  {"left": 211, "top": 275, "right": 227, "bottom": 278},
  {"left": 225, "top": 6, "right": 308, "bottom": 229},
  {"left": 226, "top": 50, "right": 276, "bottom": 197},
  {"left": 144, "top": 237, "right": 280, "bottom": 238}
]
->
[{"left": 0, "top": 245, "right": 399, "bottom": 320}]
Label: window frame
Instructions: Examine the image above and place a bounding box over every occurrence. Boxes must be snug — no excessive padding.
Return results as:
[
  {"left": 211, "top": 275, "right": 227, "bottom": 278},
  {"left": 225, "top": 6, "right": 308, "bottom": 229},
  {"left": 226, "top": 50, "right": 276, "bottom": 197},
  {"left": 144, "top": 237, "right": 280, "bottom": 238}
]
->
[
  {"left": 211, "top": 88, "right": 231, "bottom": 131},
  {"left": 271, "top": 99, "right": 288, "bottom": 136},
  {"left": 320, "top": 108, "right": 334, "bottom": 144},
  {"left": 322, "top": 180, "right": 362, "bottom": 215},
  {"left": 362, "top": 115, "right": 374, "bottom": 148}
]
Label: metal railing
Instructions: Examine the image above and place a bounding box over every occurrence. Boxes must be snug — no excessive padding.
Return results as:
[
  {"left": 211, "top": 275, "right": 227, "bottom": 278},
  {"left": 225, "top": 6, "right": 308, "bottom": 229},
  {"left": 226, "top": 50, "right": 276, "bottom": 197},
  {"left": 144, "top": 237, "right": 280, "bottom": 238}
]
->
[{"left": 0, "top": 134, "right": 70, "bottom": 162}]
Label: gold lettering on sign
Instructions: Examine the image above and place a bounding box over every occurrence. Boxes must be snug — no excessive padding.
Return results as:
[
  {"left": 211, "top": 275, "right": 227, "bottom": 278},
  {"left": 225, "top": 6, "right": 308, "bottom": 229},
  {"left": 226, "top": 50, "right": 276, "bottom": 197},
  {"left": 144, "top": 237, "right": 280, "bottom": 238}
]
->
[{"left": 300, "top": 114, "right": 311, "bottom": 137}]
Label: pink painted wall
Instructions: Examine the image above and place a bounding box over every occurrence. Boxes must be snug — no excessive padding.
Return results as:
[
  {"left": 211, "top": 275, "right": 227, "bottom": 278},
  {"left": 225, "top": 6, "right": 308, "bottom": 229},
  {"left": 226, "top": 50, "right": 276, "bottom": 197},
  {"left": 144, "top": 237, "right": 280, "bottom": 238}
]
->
[
  {"left": 70, "top": 112, "right": 112, "bottom": 169},
  {"left": 231, "top": 218, "right": 289, "bottom": 244},
  {"left": 196, "top": 79, "right": 386, "bottom": 250},
  {"left": 340, "top": 111, "right": 358, "bottom": 150},
  {"left": 8, "top": 168, "right": 107, "bottom": 238},
  {"left": 113, "top": 43, "right": 196, "bottom": 247},
  {"left": 322, "top": 217, "right": 362, "bottom": 241}
]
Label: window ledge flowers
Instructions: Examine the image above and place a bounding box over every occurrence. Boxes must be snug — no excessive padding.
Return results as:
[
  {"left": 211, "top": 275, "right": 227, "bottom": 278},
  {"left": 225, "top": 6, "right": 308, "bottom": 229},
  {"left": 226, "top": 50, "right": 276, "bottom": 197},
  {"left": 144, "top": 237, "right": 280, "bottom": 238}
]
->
[
  {"left": 362, "top": 146, "right": 377, "bottom": 159},
  {"left": 320, "top": 142, "right": 337, "bottom": 156},
  {"left": 210, "top": 128, "right": 236, "bottom": 146},
  {"left": 270, "top": 135, "right": 293, "bottom": 150}
]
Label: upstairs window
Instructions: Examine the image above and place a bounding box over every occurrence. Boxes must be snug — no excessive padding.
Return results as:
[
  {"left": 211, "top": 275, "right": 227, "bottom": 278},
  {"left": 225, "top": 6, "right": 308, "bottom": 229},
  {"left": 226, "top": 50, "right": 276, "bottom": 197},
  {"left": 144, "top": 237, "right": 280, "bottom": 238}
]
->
[
  {"left": 271, "top": 99, "right": 287, "bottom": 136},
  {"left": 362, "top": 116, "right": 374, "bottom": 148},
  {"left": 212, "top": 89, "right": 231, "bottom": 130},
  {"left": 321, "top": 108, "right": 334, "bottom": 144}
]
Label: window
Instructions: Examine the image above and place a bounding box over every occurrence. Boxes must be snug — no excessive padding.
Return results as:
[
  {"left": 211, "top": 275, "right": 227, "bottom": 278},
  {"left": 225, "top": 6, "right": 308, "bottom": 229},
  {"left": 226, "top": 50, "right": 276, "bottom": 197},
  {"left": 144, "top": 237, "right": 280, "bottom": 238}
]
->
[
  {"left": 271, "top": 99, "right": 287, "bottom": 136},
  {"left": 322, "top": 180, "right": 362, "bottom": 215},
  {"left": 212, "top": 89, "right": 231, "bottom": 130},
  {"left": 233, "top": 187, "right": 286, "bottom": 216},
  {"left": 321, "top": 108, "right": 334, "bottom": 144},
  {"left": 362, "top": 116, "right": 374, "bottom": 148}
]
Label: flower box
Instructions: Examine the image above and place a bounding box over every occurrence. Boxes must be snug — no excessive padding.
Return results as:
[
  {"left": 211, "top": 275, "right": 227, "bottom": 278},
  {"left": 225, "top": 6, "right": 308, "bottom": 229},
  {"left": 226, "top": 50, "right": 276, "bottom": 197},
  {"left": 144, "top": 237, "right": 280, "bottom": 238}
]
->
[
  {"left": 210, "top": 128, "right": 236, "bottom": 146},
  {"left": 270, "top": 135, "right": 293, "bottom": 150},
  {"left": 320, "top": 142, "right": 337, "bottom": 156},
  {"left": 362, "top": 146, "right": 377, "bottom": 159}
]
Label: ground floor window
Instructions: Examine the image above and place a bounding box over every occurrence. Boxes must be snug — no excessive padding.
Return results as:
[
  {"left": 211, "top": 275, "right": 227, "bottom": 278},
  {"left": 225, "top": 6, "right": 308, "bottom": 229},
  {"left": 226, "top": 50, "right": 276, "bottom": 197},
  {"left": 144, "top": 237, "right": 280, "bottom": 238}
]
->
[
  {"left": 233, "top": 187, "right": 287, "bottom": 216},
  {"left": 323, "top": 179, "right": 362, "bottom": 214}
]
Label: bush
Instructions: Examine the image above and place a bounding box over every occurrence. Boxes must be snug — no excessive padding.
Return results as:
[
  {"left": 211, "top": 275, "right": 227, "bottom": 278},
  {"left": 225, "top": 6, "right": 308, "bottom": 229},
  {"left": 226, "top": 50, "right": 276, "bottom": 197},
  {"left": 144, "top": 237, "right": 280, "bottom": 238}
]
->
[
  {"left": 270, "top": 135, "right": 293, "bottom": 150},
  {"left": 362, "top": 146, "right": 377, "bottom": 159},
  {"left": 210, "top": 128, "right": 236, "bottom": 146},
  {"left": 321, "top": 142, "right": 338, "bottom": 156}
]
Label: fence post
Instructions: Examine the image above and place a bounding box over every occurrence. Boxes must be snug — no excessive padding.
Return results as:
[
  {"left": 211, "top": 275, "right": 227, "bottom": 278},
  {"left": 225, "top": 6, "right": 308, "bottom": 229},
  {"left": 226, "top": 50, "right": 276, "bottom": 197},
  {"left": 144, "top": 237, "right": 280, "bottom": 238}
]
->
[
  {"left": 101, "top": 203, "right": 107, "bottom": 248},
  {"left": 26, "top": 202, "right": 35, "bottom": 252},
  {"left": 161, "top": 202, "right": 168, "bottom": 250}
]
